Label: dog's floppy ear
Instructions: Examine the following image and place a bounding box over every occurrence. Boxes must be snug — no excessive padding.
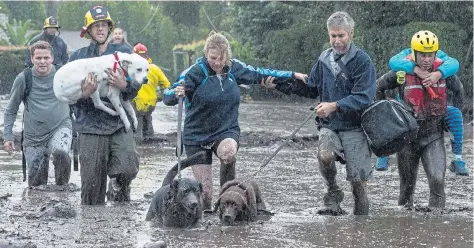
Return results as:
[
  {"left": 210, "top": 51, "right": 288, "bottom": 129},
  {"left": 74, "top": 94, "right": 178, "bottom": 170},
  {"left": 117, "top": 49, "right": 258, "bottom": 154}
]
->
[
  {"left": 240, "top": 183, "right": 257, "bottom": 221},
  {"left": 170, "top": 179, "right": 179, "bottom": 192},
  {"left": 198, "top": 182, "right": 203, "bottom": 194},
  {"left": 121, "top": 59, "right": 132, "bottom": 70}
]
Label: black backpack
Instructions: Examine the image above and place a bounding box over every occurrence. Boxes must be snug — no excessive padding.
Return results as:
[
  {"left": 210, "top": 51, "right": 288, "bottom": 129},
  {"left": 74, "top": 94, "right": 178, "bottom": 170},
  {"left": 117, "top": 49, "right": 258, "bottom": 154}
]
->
[{"left": 361, "top": 99, "right": 418, "bottom": 157}]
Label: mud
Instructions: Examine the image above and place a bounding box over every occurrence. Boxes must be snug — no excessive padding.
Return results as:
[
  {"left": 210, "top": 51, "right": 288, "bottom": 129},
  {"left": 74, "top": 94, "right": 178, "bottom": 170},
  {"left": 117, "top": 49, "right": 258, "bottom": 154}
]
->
[{"left": 0, "top": 100, "right": 472, "bottom": 247}]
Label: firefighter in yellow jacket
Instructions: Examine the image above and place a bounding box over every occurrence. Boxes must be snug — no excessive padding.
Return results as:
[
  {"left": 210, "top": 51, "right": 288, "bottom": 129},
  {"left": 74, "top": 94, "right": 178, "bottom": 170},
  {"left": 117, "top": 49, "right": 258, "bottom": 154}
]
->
[{"left": 132, "top": 43, "right": 171, "bottom": 142}]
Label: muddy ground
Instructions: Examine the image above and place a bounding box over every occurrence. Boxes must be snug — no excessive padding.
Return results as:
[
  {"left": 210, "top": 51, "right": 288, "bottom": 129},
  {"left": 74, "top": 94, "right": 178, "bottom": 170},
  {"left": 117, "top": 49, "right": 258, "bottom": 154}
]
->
[{"left": 0, "top": 100, "right": 472, "bottom": 248}]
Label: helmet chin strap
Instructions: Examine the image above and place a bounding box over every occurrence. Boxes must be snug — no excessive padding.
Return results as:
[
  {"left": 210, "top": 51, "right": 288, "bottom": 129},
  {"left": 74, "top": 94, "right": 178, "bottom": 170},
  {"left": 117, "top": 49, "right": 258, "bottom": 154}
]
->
[{"left": 88, "top": 29, "right": 111, "bottom": 45}]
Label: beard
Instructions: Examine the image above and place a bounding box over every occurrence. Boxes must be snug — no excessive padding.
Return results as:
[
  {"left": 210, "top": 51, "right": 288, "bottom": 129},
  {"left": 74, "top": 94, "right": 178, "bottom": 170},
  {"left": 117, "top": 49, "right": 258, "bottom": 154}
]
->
[{"left": 332, "top": 41, "right": 351, "bottom": 55}]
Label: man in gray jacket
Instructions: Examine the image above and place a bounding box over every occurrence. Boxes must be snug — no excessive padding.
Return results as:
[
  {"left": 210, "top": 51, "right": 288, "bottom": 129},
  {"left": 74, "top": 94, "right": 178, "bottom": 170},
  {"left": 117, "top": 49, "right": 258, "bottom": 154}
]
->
[{"left": 3, "top": 41, "right": 72, "bottom": 187}]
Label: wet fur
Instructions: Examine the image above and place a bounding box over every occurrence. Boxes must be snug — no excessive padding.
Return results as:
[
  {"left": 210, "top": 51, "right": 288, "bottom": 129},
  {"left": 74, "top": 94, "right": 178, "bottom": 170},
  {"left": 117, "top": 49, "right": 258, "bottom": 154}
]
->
[
  {"left": 145, "top": 178, "right": 203, "bottom": 228},
  {"left": 145, "top": 152, "right": 209, "bottom": 228},
  {"left": 53, "top": 52, "right": 150, "bottom": 131},
  {"left": 161, "top": 151, "right": 209, "bottom": 187},
  {"left": 215, "top": 179, "right": 266, "bottom": 225}
]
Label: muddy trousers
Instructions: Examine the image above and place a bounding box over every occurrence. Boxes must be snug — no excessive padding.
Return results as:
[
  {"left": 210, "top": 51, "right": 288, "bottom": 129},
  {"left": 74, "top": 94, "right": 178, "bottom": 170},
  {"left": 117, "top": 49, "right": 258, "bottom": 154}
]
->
[
  {"left": 23, "top": 127, "right": 72, "bottom": 187},
  {"left": 133, "top": 105, "right": 155, "bottom": 144},
  {"left": 397, "top": 137, "right": 446, "bottom": 208},
  {"left": 317, "top": 128, "right": 372, "bottom": 215},
  {"left": 318, "top": 155, "right": 369, "bottom": 215},
  {"left": 78, "top": 129, "right": 139, "bottom": 205}
]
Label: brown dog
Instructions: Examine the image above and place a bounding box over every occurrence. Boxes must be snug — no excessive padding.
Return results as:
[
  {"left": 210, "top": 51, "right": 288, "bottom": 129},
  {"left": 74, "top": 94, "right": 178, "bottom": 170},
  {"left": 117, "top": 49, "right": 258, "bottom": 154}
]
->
[{"left": 215, "top": 179, "right": 266, "bottom": 225}]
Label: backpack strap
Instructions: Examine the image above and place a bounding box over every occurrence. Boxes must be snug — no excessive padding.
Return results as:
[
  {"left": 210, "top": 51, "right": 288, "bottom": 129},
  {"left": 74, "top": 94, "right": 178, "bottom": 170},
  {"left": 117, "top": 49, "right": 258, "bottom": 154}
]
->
[
  {"left": 335, "top": 57, "right": 352, "bottom": 81},
  {"left": 22, "top": 68, "right": 33, "bottom": 111}
]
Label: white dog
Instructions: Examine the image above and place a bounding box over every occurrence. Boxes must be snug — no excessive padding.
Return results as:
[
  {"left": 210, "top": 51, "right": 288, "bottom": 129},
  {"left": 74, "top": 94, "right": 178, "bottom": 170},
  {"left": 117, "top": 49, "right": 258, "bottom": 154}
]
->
[{"left": 54, "top": 52, "right": 149, "bottom": 131}]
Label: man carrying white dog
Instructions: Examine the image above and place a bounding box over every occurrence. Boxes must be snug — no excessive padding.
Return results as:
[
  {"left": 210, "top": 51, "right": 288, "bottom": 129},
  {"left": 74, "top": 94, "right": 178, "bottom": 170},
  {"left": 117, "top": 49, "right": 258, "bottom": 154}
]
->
[
  {"left": 69, "top": 5, "right": 140, "bottom": 205},
  {"left": 3, "top": 41, "right": 73, "bottom": 187}
]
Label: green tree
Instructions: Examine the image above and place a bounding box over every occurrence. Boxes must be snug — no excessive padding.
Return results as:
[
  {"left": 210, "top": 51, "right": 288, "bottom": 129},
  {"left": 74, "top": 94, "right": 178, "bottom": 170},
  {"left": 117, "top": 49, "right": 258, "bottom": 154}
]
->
[
  {"left": 160, "top": 2, "right": 200, "bottom": 28},
  {"left": 57, "top": 1, "right": 89, "bottom": 31},
  {"left": 2, "top": 1, "right": 45, "bottom": 29},
  {"left": 0, "top": 19, "right": 40, "bottom": 45}
]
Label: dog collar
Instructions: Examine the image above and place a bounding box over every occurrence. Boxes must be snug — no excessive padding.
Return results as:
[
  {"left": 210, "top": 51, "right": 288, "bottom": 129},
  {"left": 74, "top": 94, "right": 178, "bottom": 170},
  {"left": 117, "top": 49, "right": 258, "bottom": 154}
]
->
[{"left": 113, "top": 52, "right": 130, "bottom": 79}]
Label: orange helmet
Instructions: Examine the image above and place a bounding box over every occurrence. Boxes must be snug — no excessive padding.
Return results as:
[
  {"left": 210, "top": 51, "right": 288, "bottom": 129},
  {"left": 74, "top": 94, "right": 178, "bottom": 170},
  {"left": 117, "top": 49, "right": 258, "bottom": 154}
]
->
[{"left": 133, "top": 43, "right": 149, "bottom": 58}]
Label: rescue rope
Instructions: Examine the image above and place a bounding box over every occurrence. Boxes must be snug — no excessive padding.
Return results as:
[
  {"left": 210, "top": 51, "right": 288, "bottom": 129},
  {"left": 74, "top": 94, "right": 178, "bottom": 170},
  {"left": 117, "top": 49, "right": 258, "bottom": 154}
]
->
[{"left": 205, "top": 107, "right": 316, "bottom": 213}]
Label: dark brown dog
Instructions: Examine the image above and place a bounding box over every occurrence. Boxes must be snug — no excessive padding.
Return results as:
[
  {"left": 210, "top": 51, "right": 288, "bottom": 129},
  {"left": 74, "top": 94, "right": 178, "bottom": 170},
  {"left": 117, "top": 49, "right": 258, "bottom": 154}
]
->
[{"left": 215, "top": 179, "right": 266, "bottom": 225}]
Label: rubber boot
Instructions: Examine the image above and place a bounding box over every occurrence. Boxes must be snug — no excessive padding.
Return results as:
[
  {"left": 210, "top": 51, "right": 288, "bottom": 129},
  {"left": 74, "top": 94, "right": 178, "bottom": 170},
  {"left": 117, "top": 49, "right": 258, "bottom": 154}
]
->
[
  {"left": 107, "top": 177, "right": 130, "bottom": 202},
  {"left": 352, "top": 182, "right": 369, "bottom": 215},
  {"left": 317, "top": 187, "right": 346, "bottom": 216},
  {"left": 398, "top": 184, "right": 415, "bottom": 207},
  {"left": 220, "top": 161, "right": 236, "bottom": 187},
  {"left": 53, "top": 150, "right": 71, "bottom": 185},
  {"left": 317, "top": 151, "right": 346, "bottom": 215}
]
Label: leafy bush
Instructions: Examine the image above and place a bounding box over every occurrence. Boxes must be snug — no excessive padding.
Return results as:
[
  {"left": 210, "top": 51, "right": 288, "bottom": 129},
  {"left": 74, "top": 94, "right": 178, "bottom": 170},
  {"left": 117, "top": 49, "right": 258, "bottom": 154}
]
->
[
  {"left": 0, "top": 46, "right": 26, "bottom": 94},
  {"left": 0, "top": 19, "right": 40, "bottom": 45},
  {"left": 264, "top": 22, "right": 326, "bottom": 73}
]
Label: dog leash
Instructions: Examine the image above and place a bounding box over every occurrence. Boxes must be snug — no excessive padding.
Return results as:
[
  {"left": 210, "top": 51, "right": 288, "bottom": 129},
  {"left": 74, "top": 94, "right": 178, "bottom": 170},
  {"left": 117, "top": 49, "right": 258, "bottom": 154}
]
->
[
  {"left": 249, "top": 109, "right": 315, "bottom": 179},
  {"left": 176, "top": 96, "right": 184, "bottom": 179},
  {"left": 205, "top": 108, "right": 316, "bottom": 214}
]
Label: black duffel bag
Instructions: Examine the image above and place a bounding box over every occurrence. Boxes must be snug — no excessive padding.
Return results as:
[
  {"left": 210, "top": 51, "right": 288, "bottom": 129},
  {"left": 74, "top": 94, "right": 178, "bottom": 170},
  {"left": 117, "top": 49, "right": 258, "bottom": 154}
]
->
[{"left": 361, "top": 99, "right": 418, "bottom": 157}]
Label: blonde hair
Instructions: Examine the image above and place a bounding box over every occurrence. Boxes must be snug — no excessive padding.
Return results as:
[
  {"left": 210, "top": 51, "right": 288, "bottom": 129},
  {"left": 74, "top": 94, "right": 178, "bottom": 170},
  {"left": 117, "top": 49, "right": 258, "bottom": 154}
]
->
[{"left": 204, "top": 31, "right": 232, "bottom": 66}]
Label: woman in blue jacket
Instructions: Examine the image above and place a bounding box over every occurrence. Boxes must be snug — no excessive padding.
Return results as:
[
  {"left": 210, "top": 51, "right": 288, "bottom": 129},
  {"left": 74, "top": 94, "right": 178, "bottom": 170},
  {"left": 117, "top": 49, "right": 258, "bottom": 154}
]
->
[{"left": 163, "top": 31, "right": 307, "bottom": 209}]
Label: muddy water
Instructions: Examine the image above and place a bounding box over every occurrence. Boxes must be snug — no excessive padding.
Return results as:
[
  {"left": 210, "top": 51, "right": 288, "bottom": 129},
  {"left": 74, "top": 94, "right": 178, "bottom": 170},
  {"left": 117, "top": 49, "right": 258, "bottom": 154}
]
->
[{"left": 0, "top": 100, "right": 472, "bottom": 248}]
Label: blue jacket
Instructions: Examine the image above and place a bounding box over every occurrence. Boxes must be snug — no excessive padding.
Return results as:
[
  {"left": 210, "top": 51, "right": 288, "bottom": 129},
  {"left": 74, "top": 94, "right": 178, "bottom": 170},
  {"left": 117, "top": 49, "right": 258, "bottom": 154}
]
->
[
  {"left": 276, "top": 43, "right": 376, "bottom": 132},
  {"left": 25, "top": 32, "right": 69, "bottom": 68},
  {"left": 69, "top": 42, "right": 140, "bottom": 135},
  {"left": 389, "top": 48, "right": 459, "bottom": 78},
  {"left": 163, "top": 57, "right": 294, "bottom": 145}
]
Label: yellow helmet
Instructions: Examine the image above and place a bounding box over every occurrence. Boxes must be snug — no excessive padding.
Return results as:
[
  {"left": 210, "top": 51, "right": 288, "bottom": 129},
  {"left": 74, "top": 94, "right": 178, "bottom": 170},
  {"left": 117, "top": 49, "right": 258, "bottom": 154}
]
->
[
  {"left": 411, "top": 30, "right": 439, "bottom": 59},
  {"left": 80, "top": 5, "right": 115, "bottom": 39},
  {"left": 43, "top": 16, "right": 60, "bottom": 29}
]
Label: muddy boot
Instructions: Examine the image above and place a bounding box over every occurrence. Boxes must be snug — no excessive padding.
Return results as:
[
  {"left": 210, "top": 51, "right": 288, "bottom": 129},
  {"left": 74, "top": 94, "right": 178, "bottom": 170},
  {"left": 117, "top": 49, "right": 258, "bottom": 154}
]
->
[
  {"left": 398, "top": 191, "right": 414, "bottom": 207},
  {"left": 352, "top": 182, "right": 369, "bottom": 215},
  {"left": 122, "top": 181, "right": 132, "bottom": 202},
  {"left": 317, "top": 153, "right": 345, "bottom": 215},
  {"left": 220, "top": 162, "right": 236, "bottom": 187},
  {"left": 107, "top": 178, "right": 127, "bottom": 202},
  {"left": 429, "top": 194, "right": 445, "bottom": 209},
  {"left": 53, "top": 150, "right": 71, "bottom": 185},
  {"left": 317, "top": 188, "right": 346, "bottom": 216}
]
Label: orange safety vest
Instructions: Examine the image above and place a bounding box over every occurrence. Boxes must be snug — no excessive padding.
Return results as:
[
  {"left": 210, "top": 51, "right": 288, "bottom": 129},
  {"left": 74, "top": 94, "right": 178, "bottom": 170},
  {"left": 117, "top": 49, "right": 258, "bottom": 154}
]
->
[{"left": 403, "top": 55, "right": 446, "bottom": 119}]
